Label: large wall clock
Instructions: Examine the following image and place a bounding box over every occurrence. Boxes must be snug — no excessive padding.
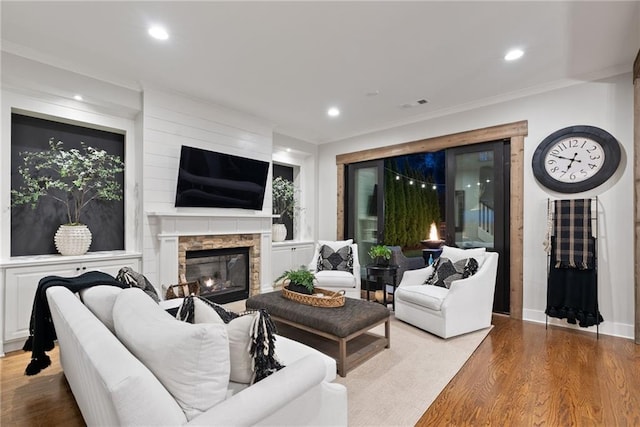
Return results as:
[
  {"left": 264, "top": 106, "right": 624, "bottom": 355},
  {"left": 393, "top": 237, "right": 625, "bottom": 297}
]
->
[{"left": 532, "top": 125, "right": 621, "bottom": 193}]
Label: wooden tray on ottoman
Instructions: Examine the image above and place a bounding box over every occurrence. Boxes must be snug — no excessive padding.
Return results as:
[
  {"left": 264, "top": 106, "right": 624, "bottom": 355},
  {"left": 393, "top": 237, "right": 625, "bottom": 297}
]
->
[{"left": 282, "top": 286, "right": 345, "bottom": 308}]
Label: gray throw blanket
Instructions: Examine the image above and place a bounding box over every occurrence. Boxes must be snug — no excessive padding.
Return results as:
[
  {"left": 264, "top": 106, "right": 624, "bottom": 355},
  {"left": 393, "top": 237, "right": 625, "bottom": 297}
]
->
[{"left": 554, "top": 199, "right": 594, "bottom": 269}]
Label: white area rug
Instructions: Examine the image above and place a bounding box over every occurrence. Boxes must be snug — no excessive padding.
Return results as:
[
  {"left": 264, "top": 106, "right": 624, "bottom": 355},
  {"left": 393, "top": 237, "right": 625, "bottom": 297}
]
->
[{"left": 335, "top": 316, "right": 491, "bottom": 426}]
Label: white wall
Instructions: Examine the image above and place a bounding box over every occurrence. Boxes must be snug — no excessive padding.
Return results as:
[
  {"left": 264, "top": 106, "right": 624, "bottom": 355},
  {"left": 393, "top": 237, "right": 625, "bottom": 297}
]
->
[
  {"left": 141, "top": 88, "right": 275, "bottom": 286},
  {"left": 272, "top": 132, "right": 318, "bottom": 242},
  {"left": 317, "top": 73, "right": 634, "bottom": 339}
]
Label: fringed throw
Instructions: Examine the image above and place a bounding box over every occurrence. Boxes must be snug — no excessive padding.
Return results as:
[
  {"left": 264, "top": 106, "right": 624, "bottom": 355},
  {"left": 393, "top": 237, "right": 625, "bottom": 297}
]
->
[
  {"left": 249, "top": 308, "right": 283, "bottom": 383},
  {"left": 176, "top": 296, "right": 284, "bottom": 384},
  {"left": 554, "top": 199, "right": 594, "bottom": 269}
]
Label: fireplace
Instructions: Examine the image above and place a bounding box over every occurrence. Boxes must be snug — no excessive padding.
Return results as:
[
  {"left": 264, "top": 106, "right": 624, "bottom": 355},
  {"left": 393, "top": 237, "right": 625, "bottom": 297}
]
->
[
  {"left": 185, "top": 247, "right": 249, "bottom": 304},
  {"left": 176, "top": 232, "right": 262, "bottom": 302},
  {"left": 150, "top": 212, "right": 272, "bottom": 298}
]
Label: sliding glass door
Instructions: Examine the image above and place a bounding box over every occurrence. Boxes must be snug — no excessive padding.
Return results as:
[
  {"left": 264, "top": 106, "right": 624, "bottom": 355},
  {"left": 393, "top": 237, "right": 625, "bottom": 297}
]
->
[
  {"left": 346, "top": 160, "right": 384, "bottom": 270},
  {"left": 446, "top": 141, "right": 510, "bottom": 313}
]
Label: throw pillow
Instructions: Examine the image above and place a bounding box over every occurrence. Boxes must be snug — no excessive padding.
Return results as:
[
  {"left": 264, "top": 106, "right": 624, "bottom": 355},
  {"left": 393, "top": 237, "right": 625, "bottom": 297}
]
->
[
  {"left": 113, "top": 288, "right": 230, "bottom": 421},
  {"left": 176, "top": 296, "right": 284, "bottom": 384},
  {"left": 79, "top": 285, "right": 123, "bottom": 333},
  {"left": 425, "top": 257, "right": 479, "bottom": 289},
  {"left": 462, "top": 257, "right": 479, "bottom": 278},
  {"left": 311, "top": 239, "right": 354, "bottom": 269},
  {"left": 317, "top": 239, "right": 353, "bottom": 251},
  {"left": 425, "top": 257, "right": 459, "bottom": 288},
  {"left": 116, "top": 267, "right": 160, "bottom": 302},
  {"left": 316, "top": 244, "right": 353, "bottom": 273},
  {"left": 440, "top": 245, "right": 486, "bottom": 267}
]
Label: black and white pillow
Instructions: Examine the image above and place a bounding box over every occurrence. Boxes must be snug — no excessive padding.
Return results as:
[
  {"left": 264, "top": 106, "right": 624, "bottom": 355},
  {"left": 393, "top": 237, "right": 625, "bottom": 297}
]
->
[
  {"left": 317, "top": 244, "right": 353, "bottom": 273},
  {"left": 175, "top": 296, "right": 284, "bottom": 384},
  {"left": 424, "top": 257, "right": 479, "bottom": 289},
  {"left": 116, "top": 267, "right": 160, "bottom": 302}
]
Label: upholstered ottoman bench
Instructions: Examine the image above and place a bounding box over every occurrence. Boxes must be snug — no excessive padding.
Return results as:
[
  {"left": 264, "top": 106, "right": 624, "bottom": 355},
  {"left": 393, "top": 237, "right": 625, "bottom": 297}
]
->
[{"left": 246, "top": 291, "right": 390, "bottom": 377}]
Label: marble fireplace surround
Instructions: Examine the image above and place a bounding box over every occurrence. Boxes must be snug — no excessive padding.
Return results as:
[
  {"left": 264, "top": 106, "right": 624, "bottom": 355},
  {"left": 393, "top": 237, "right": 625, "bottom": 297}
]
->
[{"left": 148, "top": 212, "right": 274, "bottom": 296}]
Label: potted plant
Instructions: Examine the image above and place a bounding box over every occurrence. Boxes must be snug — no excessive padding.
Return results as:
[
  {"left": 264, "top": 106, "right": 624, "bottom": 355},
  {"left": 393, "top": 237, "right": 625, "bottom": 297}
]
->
[
  {"left": 272, "top": 176, "right": 296, "bottom": 242},
  {"left": 275, "top": 266, "right": 316, "bottom": 295},
  {"left": 11, "top": 138, "right": 124, "bottom": 256},
  {"left": 368, "top": 245, "right": 392, "bottom": 267}
]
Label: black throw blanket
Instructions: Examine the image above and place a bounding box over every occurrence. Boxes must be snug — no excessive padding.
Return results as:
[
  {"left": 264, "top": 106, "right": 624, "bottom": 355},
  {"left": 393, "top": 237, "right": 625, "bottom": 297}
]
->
[{"left": 23, "top": 271, "right": 127, "bottom": 376}]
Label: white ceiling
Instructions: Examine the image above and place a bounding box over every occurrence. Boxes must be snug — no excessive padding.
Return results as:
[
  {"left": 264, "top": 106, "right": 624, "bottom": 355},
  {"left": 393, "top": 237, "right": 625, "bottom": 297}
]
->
[{"left": 2, "top": 1, "right": 638, "bottom": 144}]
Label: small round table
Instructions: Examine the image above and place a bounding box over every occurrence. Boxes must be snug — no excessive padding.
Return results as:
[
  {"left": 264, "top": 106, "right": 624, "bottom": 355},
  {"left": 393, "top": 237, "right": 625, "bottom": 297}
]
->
[{"left": 365, "top": 264, "right": 399, "bottom": 310}]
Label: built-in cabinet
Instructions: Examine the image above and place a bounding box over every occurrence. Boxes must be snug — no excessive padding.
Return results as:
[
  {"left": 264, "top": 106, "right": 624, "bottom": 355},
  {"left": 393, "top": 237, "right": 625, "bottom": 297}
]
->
[
  {"left": 271, "top": 241, "right": 315, "bottom": 284},
  {"left": 2, "top": 252, "right": 141, "bottom": 354}
]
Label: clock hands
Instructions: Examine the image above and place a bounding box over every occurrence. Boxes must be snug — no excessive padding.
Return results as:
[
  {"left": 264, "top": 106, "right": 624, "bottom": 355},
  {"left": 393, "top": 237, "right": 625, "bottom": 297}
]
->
[
  {"left": 550, "top": 153, "right": 582, "bottom": 164},
  {"left": 552, "top": 152, "right": 582, "bottom": 176},
  {"left": 555, "top": 153, "right": 581, "bottom": 177}
]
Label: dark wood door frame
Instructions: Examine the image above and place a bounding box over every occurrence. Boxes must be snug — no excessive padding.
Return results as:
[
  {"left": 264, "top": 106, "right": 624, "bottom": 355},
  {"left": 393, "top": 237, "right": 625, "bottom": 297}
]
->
[
  {"left": 634, "top": 49, "right": 639, "bottom": 344},
  {"left": 336, "top": 120, "right": 527, "bottom": 319}
]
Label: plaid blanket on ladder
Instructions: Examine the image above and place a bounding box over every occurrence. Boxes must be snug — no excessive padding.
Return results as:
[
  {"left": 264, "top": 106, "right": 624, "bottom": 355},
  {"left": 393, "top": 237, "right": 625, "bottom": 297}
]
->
[{"left": 554, "top": 199, "right": 594, "bottom": 269}]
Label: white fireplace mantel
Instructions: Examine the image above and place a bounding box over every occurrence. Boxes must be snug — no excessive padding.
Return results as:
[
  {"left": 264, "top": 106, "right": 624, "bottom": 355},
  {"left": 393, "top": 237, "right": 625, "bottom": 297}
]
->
[
  {"left": 147, "top": 211, "right": 274, "bottom": 293},
  {"left": 147, "top": 211, "right": 276, "bottom": 237}
]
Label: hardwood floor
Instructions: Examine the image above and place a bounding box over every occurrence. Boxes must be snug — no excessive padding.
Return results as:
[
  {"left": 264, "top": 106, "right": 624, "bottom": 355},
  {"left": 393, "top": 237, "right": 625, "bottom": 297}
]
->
[
  {"left": 1, "top": 346, "right": 82, "bottom": 426},
  {"left": 418, "top": 315, "right": 640, "bottom": 426},
  {"left": 2, "top": 315, "right": 638, "bottom": 426}
]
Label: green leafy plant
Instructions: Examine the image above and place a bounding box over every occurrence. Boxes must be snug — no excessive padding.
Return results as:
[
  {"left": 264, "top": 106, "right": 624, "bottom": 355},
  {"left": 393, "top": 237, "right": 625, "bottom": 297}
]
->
[
  {"left": 368, "top": 245, "right": 392, "bottom": 261},
  {"left": 272, "top": 176, "right": 296, "bottom": 223},
  {"left": 275, "top": 266, "right": 316, "bottom": 293},
  {"left": 11, "top": 138, "right": 124, "bottom": 225}
]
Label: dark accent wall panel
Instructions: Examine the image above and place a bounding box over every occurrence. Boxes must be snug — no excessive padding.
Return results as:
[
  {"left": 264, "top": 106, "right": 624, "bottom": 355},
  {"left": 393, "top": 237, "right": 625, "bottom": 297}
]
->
[{"left": 11, "top": 113, "right": 125, "bottom": 256}]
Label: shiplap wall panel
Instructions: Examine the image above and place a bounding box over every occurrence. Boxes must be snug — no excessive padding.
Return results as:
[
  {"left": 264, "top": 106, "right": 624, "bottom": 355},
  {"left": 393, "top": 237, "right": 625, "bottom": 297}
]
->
[
  {"left": 144, "top": 116, "right": 272, "bottom": 159},
  {"left": 141, "top": 88, "right": 274, "bottom": 285}
]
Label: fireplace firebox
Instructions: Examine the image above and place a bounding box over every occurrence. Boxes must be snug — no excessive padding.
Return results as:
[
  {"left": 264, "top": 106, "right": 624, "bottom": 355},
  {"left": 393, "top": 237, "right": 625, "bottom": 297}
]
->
[{"left": 185, "top": 247, "right": 250, "bottom": 304}]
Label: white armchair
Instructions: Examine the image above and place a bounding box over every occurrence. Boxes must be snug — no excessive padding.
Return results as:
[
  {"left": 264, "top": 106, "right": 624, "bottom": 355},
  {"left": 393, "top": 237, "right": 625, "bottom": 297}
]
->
[
  {"left": 394, "top": 246, "right": 499, "bottom": 338},
  {"left": 308, "top": 240, "right": 361, "bottom": 299}
]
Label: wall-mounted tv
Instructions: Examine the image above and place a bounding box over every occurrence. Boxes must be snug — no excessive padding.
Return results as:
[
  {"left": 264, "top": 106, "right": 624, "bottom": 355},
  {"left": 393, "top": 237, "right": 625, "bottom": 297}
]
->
[{"left": 175, "top": 145, "right": 270, "bottom": 210}]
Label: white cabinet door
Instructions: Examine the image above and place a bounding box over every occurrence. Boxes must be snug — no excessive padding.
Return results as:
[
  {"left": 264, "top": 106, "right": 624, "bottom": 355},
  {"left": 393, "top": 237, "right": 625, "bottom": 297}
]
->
[
  {"left": 4, "top": 263, "right": 78, "bottom": 343},
  {"left": 292, "top": 244, "right": 314, "bottom": 270},
  {"left": 271, "top": 246, "right": 294, "bottom": 282},
  {"left": 271, "top": 242, "right": 315, "bottom": 283},
  {"left": 4, "top": 256, "right": 141, "bottom": 346}
]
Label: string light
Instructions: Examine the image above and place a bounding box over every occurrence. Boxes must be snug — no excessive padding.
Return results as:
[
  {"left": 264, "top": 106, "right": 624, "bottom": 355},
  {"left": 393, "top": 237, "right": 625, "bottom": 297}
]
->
[{"left": 385, "top": 167, "right": 443, "bottom": 189}]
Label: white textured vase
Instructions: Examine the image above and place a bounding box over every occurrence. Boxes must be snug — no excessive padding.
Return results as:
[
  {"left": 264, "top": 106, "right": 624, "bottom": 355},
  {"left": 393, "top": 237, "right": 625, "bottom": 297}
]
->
[
  {"left": 54, "top": 224, "right": 92, "bottom": 256},
  {"left": 272, "top": 223, "right": 287, "bottom": 242}
]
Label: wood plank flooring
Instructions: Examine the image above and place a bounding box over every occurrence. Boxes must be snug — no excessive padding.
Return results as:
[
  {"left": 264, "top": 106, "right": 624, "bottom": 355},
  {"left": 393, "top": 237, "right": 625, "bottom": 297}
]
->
[
  {"left": 1, "top": 346, "right": 83, "bottom": 426},
  {"left": 2, "top": 315, "right": 638, "bottom": 426},
  {"left": 418, "top": 315, "right": 640, "bottom": 426}
]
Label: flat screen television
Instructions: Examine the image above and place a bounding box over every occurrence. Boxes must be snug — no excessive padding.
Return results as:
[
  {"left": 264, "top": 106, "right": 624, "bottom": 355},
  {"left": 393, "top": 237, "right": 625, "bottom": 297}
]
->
[{"left": 175, "top": 145, "right": 270, "bottom": 210}]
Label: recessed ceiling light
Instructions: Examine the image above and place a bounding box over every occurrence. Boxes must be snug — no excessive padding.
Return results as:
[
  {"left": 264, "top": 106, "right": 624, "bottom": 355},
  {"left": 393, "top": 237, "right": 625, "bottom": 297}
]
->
[
  {"left": 504, "top": 49, "right": 524, "bottom": 61},
  {"left": 327, "top": 107, "right": 340, "bottom": 117},
  {"left": 73, "top": 94, "right": 83, "bottom": 101},
  {"left": 148, "top": 26, "right": 169, "bottom": 40},
  {"left": 286, "top": 148, "right": 291, "bottom": 152}
]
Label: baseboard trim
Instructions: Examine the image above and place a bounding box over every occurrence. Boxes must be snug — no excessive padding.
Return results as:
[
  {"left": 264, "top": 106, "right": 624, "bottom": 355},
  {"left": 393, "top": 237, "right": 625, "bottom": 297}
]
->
[{"left": 523, "top": 309, "right": 634, "bottom": 340}]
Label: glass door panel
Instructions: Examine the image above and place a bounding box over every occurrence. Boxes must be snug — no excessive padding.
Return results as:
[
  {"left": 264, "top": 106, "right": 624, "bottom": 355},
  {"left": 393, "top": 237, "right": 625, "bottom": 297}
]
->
[
  {"left": 347, "top": 161, "right": 384, "bottom": 270},
  {"left": 451, "top": 150, "right": 495, "bottom": 248},
  {"left": 447, "top": 141, "right": 509, "bottom": 314}
]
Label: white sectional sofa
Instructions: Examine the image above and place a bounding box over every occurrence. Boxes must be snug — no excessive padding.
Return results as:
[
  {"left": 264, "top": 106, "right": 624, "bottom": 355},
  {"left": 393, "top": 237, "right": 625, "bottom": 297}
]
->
[{"left": 46, "top": 285, "right": 347, "bottom": 426}]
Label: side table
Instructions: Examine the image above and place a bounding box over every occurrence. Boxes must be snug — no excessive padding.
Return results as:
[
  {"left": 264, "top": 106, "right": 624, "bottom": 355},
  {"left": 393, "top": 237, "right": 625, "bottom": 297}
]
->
[{"left": 365, "top": 264, "right": 399, "bottom": 310}]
